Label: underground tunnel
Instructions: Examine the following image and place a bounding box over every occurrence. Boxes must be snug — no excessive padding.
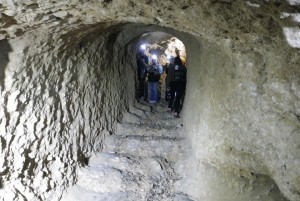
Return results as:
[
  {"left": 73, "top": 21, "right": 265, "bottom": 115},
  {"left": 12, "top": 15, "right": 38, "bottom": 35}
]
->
[{"left": 0, "top": 1, "right": 300, "bottom": 201}]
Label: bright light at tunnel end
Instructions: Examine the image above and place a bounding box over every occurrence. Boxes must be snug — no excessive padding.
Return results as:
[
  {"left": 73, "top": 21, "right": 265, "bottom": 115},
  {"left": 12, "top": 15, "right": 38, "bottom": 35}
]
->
[
  {"left": 140, "top": 44, "right": 146, "bottom": 50},
  {"left": 151, "top": 55, "right": 158, "bottom": 60}
]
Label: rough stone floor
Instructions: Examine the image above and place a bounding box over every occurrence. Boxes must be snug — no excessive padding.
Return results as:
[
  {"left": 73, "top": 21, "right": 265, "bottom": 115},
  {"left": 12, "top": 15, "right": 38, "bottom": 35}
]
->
[{"left": 62, "top": 100, "right": 196, "bottom": 201}]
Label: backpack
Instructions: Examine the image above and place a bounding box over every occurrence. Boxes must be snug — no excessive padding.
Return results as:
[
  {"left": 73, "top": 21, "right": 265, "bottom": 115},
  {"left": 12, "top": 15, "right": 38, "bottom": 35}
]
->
[
  {"left": 148, "top": 65, "right": 161, "bottom": 82},
  {"left": 174, "top": 64, "right": 186, "bottom": 82}
]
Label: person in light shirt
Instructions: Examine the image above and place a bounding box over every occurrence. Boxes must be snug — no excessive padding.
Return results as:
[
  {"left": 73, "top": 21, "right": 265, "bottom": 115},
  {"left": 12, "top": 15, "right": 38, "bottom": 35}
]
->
[{"left": 147, "top": 55, "right": 163, "bottom": 103}]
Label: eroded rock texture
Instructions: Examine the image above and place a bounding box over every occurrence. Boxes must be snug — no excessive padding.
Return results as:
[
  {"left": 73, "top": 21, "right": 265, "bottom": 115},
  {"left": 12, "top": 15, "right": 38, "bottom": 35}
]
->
[
  {"left": 0, "top": 0, "right": 299, "bottom": 201},
  {"left": 0, "top": 25, "right": 135, "bottom": 200},
  {"left": 62, "top": 101, "right": 193, "bottom": 201}
]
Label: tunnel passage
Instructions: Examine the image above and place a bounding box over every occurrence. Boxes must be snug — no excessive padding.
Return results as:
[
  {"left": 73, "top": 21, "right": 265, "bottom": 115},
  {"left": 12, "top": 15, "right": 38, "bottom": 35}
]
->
[
  {"left": 137, "top": 31, "right": 187, "bottom": 61},
  {"left": 135, "top": 31, "right": 187, "bottom": 102},
  {"left": 0, "top": 22, "right": 200, "bottom": 200},
  {"left": 0, "top": 20, "right": 299, "bottom": 201}
]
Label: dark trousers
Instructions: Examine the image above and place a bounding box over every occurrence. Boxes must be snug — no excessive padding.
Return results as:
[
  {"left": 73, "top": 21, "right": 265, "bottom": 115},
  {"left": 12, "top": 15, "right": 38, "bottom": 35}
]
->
[
  {"left": 138, "top": 77, "right": 146, "bottom": 99},
  {"left": 165, "top": 86, "right": 170, "bottom": 101},
  {"left": 168, "top": 81, "right": 186, "bottom": 114}
]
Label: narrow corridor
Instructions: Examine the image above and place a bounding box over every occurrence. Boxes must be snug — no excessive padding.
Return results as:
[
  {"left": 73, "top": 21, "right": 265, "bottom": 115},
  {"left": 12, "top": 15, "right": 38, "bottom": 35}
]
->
[{"left": 62, "top": 100, "right": 194, "bottom": 201}]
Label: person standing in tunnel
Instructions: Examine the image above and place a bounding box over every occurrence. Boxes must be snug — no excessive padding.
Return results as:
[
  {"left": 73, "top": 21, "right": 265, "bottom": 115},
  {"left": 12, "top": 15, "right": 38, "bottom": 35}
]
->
[
  {"left": 147, "top": 55, "right": 163, "bottom": 103},
  {"left": 167, "top": 49, "right": 187, "bottom": 118},
  {"left": 165, "top": 55, "right": 175, "bottom": 101},
  {"left": 136, "top": 44, "right": 149, "bottom": 101}
]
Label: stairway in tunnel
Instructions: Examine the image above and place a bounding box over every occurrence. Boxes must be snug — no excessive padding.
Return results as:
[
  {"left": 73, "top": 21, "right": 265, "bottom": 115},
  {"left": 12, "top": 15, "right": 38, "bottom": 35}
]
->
[{"left": 62, "top": 100, "right": 195, "bottom": 201}]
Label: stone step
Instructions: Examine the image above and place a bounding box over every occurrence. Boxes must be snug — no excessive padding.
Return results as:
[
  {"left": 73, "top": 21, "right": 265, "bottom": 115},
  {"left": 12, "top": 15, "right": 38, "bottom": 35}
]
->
[
  {"left": 124, "top": 101, "right": 183, "bottom": 126},
  {"left": 103, "top": 135, "right": 186, "bottom": 162},
  {"left": 122, "top": 108, "right": 177, "bottom": 124},
  {"left": 136, "top": 103, "right": 170, "bottom": 114},
  {"left": 88, "top": 152, "right": 166, "bottom": 177},
  {"left": 63, "top": 190, "right": 144, "bottom": 201},
  {"left": 132, "top": 100, "right": 152, "bottom": 112},
  {"left": 62, "top": 104, "right": 194, "bottom": 201},
  {"left": 62, "top": 152, "right": 179, "bottom": 201},
  {"left": 115, "top": 122, "right": 182, "bottom": 138},
  {"left": 173, "top": 193, "right": 199, "bottom": 201},
  {"left": 121, "top": 112, "right": 145, "bottom": 124}
]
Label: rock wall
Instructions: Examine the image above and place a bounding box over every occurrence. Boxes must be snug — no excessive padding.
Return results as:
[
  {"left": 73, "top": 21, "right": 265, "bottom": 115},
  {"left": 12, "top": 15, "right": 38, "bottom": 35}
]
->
[
  {"left": 0, "top": 0, "right": 299, "bottom": 200},
  {"left": 184, "top": 35, "right": 300, "bottom": 200},
  {"left": 0, "top": 24, "right": 135, "bottom": 200}
]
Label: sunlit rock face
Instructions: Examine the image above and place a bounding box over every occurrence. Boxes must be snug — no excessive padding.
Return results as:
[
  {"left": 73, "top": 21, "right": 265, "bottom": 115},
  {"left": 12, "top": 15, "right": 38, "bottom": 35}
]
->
[{"left": 0, "top": 0, "right": 299, "bottom": 201}]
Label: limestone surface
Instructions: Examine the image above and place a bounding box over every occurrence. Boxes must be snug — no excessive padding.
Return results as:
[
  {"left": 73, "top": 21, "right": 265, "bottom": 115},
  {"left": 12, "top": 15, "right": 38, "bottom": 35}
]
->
[
  {"left": 0, "top": 0, "right": 299, "bottom": 201},
  {"left": 62, "top": 101, "right": 288, "bottom": 201}
]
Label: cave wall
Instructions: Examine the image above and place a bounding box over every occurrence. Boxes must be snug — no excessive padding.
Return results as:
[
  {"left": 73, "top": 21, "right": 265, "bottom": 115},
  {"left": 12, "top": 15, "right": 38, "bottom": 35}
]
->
[
  {"left": 184, "top": 35, "right": 300, "bottom": 200},
  {"left": 0, "top": 25, "right": 135, "bottom": 200},
  {"left": 0, "top": 0, "right": 300, "bottom": 200}
]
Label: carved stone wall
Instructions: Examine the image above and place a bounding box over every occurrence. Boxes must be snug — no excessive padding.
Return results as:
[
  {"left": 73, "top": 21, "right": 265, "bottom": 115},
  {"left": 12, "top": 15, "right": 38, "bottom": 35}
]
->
[{"left": 0, "top": 1, "right": 299, "bottom": 200}]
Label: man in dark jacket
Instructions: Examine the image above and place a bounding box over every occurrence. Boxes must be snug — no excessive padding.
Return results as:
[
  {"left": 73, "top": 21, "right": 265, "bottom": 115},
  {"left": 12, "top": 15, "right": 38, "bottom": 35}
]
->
[
  {"left": 168, "top": 50, "right": 187, "bottom": 118},
  {"left": 136, "top": 45, "right": 149, "bottom": 100}
]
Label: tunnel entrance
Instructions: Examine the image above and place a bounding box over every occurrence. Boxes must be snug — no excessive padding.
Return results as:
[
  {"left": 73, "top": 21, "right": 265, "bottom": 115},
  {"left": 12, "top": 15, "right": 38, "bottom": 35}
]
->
[
  {"left": 135, "top": 31, "right": 187, "bottom": 117},
  {"left": 0, "top": 21, "right": 292, "bottom": 201},
  {"left": 61, "top": 27, "right": 194, "bottom": 200},
  {"left": 137, "top": 31, "right": 187, "bottom": 64}
]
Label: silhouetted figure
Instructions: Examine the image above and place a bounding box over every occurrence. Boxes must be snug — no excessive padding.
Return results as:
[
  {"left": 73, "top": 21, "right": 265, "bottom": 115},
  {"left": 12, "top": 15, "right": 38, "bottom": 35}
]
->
[
  {"left": 165, "top": 56, "right": 175, "bottom": 101},
  {"left": 136, "top": 45, "right": 149, "bottom": 100},
  {"left": 167, "top": 50, "right": 187, "bottom": 118}
]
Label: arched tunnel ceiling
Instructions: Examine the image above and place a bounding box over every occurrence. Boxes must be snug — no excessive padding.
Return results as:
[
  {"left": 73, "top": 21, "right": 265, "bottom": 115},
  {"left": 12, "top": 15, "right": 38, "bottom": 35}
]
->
[
  {"left": 0, "top": 0, "right": 300, "bottom": 48},
  {"left": 0, "top": 21, "right": 203, "bottom": 201},
  {"left": 0, "top": 1, "right": 300, "bottom": 201}
]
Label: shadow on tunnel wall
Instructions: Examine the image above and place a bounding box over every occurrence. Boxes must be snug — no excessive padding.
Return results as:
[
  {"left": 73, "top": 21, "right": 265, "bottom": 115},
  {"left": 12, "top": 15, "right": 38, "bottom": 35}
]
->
[{"left": 0, "top": 39, "right": 12, "bottom": 91}]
